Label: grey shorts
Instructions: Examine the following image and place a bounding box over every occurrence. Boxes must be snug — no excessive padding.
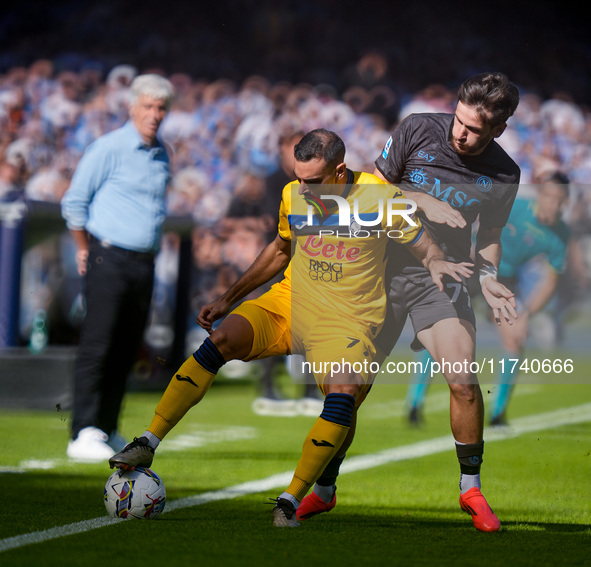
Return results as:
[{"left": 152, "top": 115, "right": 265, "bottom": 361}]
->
[{"left": 375, "top": 266, "right": 476, "bottom": 357}]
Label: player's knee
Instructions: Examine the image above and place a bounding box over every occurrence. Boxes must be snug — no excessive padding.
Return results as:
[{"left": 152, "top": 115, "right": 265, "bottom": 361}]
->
[
  {"left": 449, "top": 381, "right": 480, "bottom": 404},
  {"left": 192, "top": 336, "right": 226, "bottom": 374},
  {"left": 445, "top": 365, "right": 478, "bottom": 386},
  {"left": 323, "top": 382, "right": 362, "bottom": 399},
  {"left": 209, "top": 318, "right": 254, "bottom": 361}
]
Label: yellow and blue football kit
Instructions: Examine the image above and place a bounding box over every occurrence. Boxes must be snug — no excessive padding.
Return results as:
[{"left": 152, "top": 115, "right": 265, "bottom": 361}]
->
[
  {"left": 232, "top": 169, "right": 423, "bottom": 389},
  {"left": 144, "top": 169, "right": 423, "bottom": 504}
]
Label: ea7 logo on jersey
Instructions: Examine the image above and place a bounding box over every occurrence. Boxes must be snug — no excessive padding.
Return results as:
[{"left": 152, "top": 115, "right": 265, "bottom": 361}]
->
[{"left": 417, "top": 149, "right": 435, "bottom": 162}]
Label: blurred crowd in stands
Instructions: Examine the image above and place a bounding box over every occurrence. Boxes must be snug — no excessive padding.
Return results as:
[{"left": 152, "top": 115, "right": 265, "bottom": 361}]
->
[{"left": 0, "top": 40, "right": 590, "bottom": 378}]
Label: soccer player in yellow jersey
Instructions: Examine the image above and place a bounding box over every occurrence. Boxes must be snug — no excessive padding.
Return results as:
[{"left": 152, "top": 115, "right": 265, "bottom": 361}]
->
[
  {"left": 283, "top": 159, "right": 424, "bottom": 381},
  {"left": 109, "top": 129, "right": 473, "bottom": 527}
]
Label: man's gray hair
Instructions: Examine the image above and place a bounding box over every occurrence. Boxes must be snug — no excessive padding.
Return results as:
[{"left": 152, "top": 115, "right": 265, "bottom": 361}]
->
[{"left": 130, "top": 74, "right": 174, "bottom": 110}]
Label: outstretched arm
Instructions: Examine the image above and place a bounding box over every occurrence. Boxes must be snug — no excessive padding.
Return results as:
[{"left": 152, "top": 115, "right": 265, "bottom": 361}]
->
[
  {"left": 197, "top": 234, "right": 291, "bottom": 332},
  {"left": 476, "top": 226, "right": 517, "bottom": 325},
  {"left": 372, "top": 167, "right": 467, "bottom": 228}
]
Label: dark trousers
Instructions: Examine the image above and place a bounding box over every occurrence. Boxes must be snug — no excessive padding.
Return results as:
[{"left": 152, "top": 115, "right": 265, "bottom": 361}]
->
[{"left": 70, "top": 239, "right": 155, "bottom": 439}]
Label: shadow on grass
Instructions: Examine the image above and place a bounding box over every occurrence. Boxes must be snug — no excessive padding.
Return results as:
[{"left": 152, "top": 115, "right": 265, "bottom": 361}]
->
[
  {"left": 1, "top": 472, "right": 108, "bottom": 542},
  {"left": 4, "top": 475, "right": 590, "bottom": 567},
  {"left": 173, "top": 501, "right": 591, "bottom": 566}
]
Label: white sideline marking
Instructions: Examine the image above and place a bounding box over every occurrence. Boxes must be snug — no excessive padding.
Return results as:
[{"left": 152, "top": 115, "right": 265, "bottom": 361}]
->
[
  {"left": 160, "top": 426, "right": 257, "bottom": 453},
  {"left": 0, "top": 426, "right": 258, "bottom": 474},
  {"left": 1, "top": 402, "right": 590, "bottom": 553}
]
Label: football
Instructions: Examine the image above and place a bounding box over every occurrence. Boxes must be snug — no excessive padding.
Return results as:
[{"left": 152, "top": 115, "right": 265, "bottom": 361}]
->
[{"left": 104, "top": 467, "right": 166, "bottom": 519}]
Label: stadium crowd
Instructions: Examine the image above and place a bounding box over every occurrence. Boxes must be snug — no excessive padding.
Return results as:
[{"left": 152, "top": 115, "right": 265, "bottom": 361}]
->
[{"left": 0, "top": 50, "right": 590, "bottom": 375}]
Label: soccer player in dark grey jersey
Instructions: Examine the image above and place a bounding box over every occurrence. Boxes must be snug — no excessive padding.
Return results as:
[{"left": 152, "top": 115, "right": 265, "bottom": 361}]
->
[
  {"left": 376, "top": 111, "right": 520, "bottom": 268},
  {"left": 298, "top": 72, "right": 520, "bottom": 532}
]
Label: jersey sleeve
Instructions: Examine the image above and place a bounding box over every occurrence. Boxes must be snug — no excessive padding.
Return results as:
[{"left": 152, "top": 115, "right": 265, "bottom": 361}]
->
[
  {"left": 353, "top": 171, "right": 424, "bottom": 246},
  {"left": 277, "top": 183, "right": 292, "bottom": 241},
  {"left": 61, "top": 138, "right": 112, "bottom": 230},
  {"left": 385, "top": 185, "right": 424, "bottom": 245},
  {"left": 374, "top": 115, "right": 415, "bottom": 184}
]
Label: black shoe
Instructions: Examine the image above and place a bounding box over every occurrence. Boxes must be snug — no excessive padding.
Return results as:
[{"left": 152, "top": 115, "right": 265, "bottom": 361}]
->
[
  {"left": 490, "top": 414, "right": 508, "bottom": 427},
  {"left": 108, "top": 436, "right": 155, "bottom": 470},
  {"left": 408, "top": 406, "right": 423, "bottom": 426}
]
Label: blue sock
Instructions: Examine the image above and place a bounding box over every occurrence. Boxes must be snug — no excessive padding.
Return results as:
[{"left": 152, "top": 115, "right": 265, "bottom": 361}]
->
[
  {"left": 406, "top": 350, "right": 433, "bottom": 409},
  {"left": 491, "top": 354, "right": 519, "bottom": 419},
  {"left": 193, "top": 337, "right": 226, "bottom": 374},
  {"left": 320, "top": 393, "right": 355, "bottom": 427}
]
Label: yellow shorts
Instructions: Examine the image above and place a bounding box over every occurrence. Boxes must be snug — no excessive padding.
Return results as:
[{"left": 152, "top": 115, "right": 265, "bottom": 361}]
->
[
  {"left": 230, "top": 279, "right": 292, "bottom": 361},
  {"left": 230, "top": 279, "right": 376, "bottom": 402}
]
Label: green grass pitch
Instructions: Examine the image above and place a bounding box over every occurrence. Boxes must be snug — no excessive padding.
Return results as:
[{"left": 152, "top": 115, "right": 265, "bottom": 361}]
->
[{"left": 1, "top": 351, "right": 590, "bottom": 566}]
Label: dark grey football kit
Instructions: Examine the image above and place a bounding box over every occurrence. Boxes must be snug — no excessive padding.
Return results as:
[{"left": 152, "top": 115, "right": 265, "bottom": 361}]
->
[{"left": 374, "top": 113, "right": 520, "bottom": 355}]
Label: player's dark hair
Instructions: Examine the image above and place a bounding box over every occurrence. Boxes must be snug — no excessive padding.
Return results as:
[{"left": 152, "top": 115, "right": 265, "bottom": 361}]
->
[
  {"left": 540, "top": 170, "right": 570, "bottom": 197},
  {"left": 458, "top": 72, "right": 520, "bottom": 127},
  {"left": 294, "top": 129, "right": 345, "bottom": 169}
]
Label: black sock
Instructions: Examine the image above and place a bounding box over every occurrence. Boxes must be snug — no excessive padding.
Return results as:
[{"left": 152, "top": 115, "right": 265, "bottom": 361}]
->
[
  {"left": 316, "top": 453, "right": 346, "bottom": 486},
  {"left": 455, "top": 441, "right": 484, "bottom": 475}
]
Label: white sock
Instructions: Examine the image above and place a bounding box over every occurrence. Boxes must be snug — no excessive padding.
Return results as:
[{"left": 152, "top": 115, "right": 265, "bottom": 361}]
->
[
  {"left": 279, "top": 492, "right": 300, "bottom": 509},
  {"left": 313, "top": 483, "right": 336, "bottom": 503},
  {"left": 459, "top": 473, "right": 481, "bottom": 494},
  {"left": 142, "top": 430, "right": 161, "bottom": 449}
]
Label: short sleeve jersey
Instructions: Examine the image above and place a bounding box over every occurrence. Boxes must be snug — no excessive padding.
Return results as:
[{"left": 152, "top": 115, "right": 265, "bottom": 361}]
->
[
  {"left": 277, "top": 170, "right": 423, "bottom": 335},
  {"left": 499, "top": 198, "right": 570, "bottom": 277},
  {"left": 375, "top": 113, "right": 521, "bottom": 265}
]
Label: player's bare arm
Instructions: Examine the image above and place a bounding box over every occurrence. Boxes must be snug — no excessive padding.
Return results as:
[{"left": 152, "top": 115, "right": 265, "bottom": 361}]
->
[
  {"left": 197, "top": 234, "right": 291, "bottom": 332},
  {"left": 476, "top": 226, "right": 517, "bottom": 325},
  {"left": 372, "top": 167, "right": 466, "bottom": 229},
  {"left": 407, "top": 230, "right": 474, "bottom": 292},
  {"left": 401, "top": 189, "right": 467, "bottom": 229}
]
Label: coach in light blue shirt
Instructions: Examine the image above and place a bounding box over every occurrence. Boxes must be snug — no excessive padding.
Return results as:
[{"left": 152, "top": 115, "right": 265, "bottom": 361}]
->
[
  {"left": 61, "top": 73, "right": 174, "bottom": 463},
  {"left": 62, "top": 119, "right": 169, "bottom": 254}
]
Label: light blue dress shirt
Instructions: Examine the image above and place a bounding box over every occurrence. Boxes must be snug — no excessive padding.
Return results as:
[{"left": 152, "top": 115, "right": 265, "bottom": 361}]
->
[{"left": 61, "top": 121, "right": 170, "bottom": 253}]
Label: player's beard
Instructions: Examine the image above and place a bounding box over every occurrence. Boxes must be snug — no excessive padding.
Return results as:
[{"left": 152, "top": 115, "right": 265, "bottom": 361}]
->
[{"left": 451, "top": 134, "right": 493, "bottom": 156}]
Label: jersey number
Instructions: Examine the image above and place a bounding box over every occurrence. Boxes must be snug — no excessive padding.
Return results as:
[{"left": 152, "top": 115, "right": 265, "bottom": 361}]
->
[{"left": 446, "top": 282, "right": 472, "bottom": 308}]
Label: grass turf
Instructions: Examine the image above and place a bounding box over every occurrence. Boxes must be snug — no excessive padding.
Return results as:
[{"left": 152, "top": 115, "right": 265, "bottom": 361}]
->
[{"left": 1, "top": 352, "right": 590, "bottom": 566}]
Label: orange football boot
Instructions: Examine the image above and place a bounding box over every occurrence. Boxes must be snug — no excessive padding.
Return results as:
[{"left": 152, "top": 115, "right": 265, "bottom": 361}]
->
[
  {"left": 296, "top": 491, "right": 336, "bottom": 521},
  {"left": 459, "top": 487, "right": 501, "bottom": 532}
]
